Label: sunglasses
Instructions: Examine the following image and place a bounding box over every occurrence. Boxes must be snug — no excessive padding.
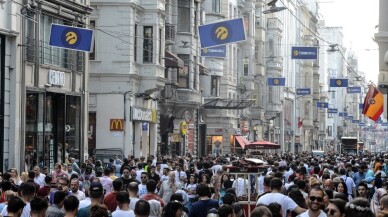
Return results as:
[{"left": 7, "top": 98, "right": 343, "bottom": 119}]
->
[
  {"left": 325, "top": 209, "right": 336, "bottom": 215},
  {"left": 309, "top": 196, "right": 323, "bottom": 202}
]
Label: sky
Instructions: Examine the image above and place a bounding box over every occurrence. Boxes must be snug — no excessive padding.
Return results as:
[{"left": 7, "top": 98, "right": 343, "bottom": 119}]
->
[{"left": 318, "top": 0, "right": 379, "bottom": 84}]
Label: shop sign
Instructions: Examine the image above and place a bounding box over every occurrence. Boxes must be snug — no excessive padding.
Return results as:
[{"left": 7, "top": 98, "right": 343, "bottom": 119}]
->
[
  {"left": 171, "top": 134, "right": 182, "bottom": 142},
  {"left": 48, "top": 70, "right": 65, "bottom": 86},
  {"left": 142, "top": 122, "right": 148, "bottom": 131},
  {"left": 110, "top": 119, "right": 124, "bottom": 131},
  {"left": 215, "top": 128, "right": 223, "bottom": 133},
  {"left": 151, "top": 110, "right": 157, "bottom": 123},
  {"left": 180, "top": 121, "right": 188, "bottom": 135},
  {"left": 131, "top": 107, "right": 152, "bottom": 122}
]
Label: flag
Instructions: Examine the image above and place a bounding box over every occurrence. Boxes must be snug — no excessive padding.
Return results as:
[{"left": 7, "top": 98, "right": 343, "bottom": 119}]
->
[
  {"left": 316, "top": 102, "right": 328, "bottom": 108},
  {"left": 268, "top": 78, "right": 285, "bottom": 86},
  {"left": 297, "top": 117, "right": 304, "bottom": 128},
  {"left": 49, "top": 24, "right": 94, "bottom": 52},
  {"left": 291, "top": 46, "right": 318, "bottom": 59},
  {"left": 330, "top": 78, "right": 348, "bottom": 87},
  {"left": 198, "top": 18, "right": 246, "bottom": 48},
  {"left": 362, "top": 84, "right": 384, "bottom": 121}
]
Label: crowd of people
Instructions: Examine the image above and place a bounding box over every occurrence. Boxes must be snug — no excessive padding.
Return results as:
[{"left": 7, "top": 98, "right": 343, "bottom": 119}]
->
[{"left": 0, "top": 152, "right": 387, "bottom": 217}]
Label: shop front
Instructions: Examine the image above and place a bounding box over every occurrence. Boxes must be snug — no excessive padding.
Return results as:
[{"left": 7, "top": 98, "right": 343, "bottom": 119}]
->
[
  {"left": 25, "top": 91, "right": 81, "bottom": 171},
  {"left": 131, "top": 107, "right": 157, "bottom": 157}
]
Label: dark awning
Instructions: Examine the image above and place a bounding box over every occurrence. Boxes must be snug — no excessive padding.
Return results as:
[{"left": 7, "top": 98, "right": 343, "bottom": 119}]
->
[
  {"left": 203, "top": 98, "right": 254, "bottom": 109},
  {"left": 165, "top": 51, "right": 184, "bottom": 69},
  {"left": 199, "top": 63, "right": 209, "bottom": 75}
]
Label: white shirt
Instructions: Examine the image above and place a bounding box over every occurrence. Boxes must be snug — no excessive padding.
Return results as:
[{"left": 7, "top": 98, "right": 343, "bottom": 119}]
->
[
  {"left": 112, "top": 209, "right": 135, "bottom": 217},
  {"left": 1, "top": 202, "right": 31, "bottom": 217},
  {"left": 339, "top": 175, "right": 356, "bottom": 195},
  {"left": 34, "top": 173, "right": 46, "bottom": 187},
  {"left": 129, "top": 197, "right": 139, "bottom": 211},
  {"left": 212, "top": 165, "right": 223, "bottom": 174},
  {"left": 257, "top": 192, "right": 298, "bottom": 217},
  {"left": 136, "top": 169, "right": 145, "bottom": 182},
  {"left": 297, "top": 210, "right": 327, "bottom": 217},
  {"left": 175, "top": 170, "right": 187, "bottom": 184},
  {"left": 185, "top": 183, "right": 198, "bottom": 198},
  {"left": 257, "top": 176, "right": 264, "bottom": 195},
  {"left": 72, "top": 190, "right": 86, "bottom": 201},
  {"left": 232, "top": 177, "right": 250, "bottom": 197},
  {"left": 138, "top": 183, "right": 148, "bottom": 197},
  {"left": 78, "top": 197, "right": 91, "bottom": 210}
]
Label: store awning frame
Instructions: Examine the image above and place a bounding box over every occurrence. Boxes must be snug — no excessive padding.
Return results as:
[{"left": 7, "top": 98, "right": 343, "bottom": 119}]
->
[
  {"left": 199, "top": 63, "right": 210, "bottom": 75},
  {"left": 246, "top": 140, "right": 281, "bottom": 149},
  {"left": 165, "top": 51, "right": 184, "bottom": 69},
  {"left": 235, "top": 135, "right": 250, "bottom": 149},
  {"left": 203, "top": 98, "right": 254, "bottom": 109}
]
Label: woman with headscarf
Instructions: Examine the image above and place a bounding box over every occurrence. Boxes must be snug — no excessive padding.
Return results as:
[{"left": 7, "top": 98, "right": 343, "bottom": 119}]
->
[{"left": 371, "top": 187, "right": 388, "bottom": 214}]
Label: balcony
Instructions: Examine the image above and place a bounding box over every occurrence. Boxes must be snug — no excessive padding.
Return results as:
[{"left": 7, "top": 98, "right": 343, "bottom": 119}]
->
[
  {"left": 161, "top": 84, "right": 201, "bottom": 105},
  {"left": 165, "top": 24, "right": 176, "bottom": 46}
]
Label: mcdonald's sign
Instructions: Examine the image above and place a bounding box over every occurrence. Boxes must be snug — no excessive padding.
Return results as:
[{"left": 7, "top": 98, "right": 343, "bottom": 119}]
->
[{"left": 110, "top": 119, "right": 124, "bottom": 131}]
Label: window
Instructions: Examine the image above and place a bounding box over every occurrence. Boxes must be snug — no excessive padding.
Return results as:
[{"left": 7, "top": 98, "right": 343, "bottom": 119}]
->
[
  {"left": 212, "top": 0, "right": 221, "bottom": 13},
  {"left": 177, "top": 54, "right": 189, "bottom": 88},
  {"left": 143, "top": 26, "right": 153, "bottom": 63},
  {"left": 178, "top": 0, "right": 190, "bottom": 32},
  {"left": 89, "top": 20, "right": 96, "bottom": 60},
  {"left": 134, "top": 23, "right": 138, "bottom": 62},
  {"left": 243, "top": 58, "right": 249, "bottom": 76},
  {"left": 159, "top": 28, "right": 162, "bottom": 64},
  {"left": 211, "top": 76, "right": 219, "bottom": 96}
]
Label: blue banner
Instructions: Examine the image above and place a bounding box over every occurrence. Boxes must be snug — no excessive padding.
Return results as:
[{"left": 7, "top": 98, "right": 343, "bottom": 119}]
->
[
  {"left": 382, "top": 123, "right": 388, "bottom": 127},
  {"left": 328, "top": 108, "right": 338, "bottom": 114},
  {"left": 329, "top": 78, "right": 348, "bottom": 87},
  {"left": 291, "top": 46, "right": 318, "bottom": 59},
  {"left": 352, "top": 120, "right": 359, "bottom": 123},
  {"left": 347, "top": 86, "right": 361, "bottom": 93},
  {"left": 296, "top": 88, "right": 311, "bottom": 96},
  {"left": 359, "top": 103, "right": 364, "bottom": 110},
  {"left": 268, "top": 78, "right": 285, "bottom": 86},
  {"left": 199, "top": 18, "right": 246, "bottom": 48},
  {"left": 317, "top": 102, "right": 328, "bottom": 108},
  {"left": 358, "top": 122, "right": 365, "bottom": 126},
  {"left": 201, "top": 45, "right": 227, "bottom": 58},
  {"left": 49, "top": 24, "right": 94, "bottom": 52},
  {"left": 339, "top": 112, "right": 346, "bottom": 117},
  {"left": 345, "top": 116, "right": 353, "bottom": 120}
]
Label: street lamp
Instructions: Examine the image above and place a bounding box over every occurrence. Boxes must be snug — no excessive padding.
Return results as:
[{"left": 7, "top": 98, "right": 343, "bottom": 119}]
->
[{"left": 263, "top": 0, "right": 287, "bottom": 14}]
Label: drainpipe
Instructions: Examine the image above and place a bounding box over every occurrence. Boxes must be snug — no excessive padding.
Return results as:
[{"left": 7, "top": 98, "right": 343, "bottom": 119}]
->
[
  {"left": 34, "top": 1, "right": 40, "bottom": 87},
  {"left": 124, "top": 91, "right": 133, "bottom": 158}
]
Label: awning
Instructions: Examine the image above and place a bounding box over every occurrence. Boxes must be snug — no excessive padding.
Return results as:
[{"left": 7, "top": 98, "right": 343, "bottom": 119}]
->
[
  {"left": 199, "top": 63, "right": 209, "bottom": 75},
  {"left": 235, "top": 136, "right": 250, "bottom": 149},
  {"left": 165, "top": 51, "right": 184, "bottom": 69},
  {"left": 204, "top": 98, "right": 254, "bottom": 109},
  {"left": 246, "top": 140, "right": 281, "bottom": 149}
]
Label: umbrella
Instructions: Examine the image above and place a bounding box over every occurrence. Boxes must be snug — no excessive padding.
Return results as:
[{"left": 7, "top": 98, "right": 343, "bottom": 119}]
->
[{"left": 246, "top": 140, "right": 280, "bottom": 149}]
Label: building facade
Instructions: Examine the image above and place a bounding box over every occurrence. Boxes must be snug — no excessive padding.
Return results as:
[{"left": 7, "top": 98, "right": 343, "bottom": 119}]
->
[{"left": 0, "top": 0, "right": 92, "bottom": 172}]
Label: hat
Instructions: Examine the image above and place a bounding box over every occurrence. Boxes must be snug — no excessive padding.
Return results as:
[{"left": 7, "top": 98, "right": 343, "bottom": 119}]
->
[{"left": 89, "top": 182, "right": 103, "bottom": 192}]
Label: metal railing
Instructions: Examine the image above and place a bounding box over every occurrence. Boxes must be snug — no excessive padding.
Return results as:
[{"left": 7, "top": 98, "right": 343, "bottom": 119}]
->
[{"left": 25, "top": 37, "right": 85, "bottom": 72}]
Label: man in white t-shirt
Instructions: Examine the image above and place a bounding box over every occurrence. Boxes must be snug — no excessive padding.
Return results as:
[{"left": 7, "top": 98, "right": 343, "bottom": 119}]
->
[
  {"left": 33, "top": 166, "right": 46, "bottom": 187},
  {"left": 128, "top": 182, "right": 140, "bottom": 211},
  {"left": 297, "top": 187, "right": 327, "bottom": 217},
  {"left": 174, "top": 163, "right": 187, "bottom": 185},
  {"left": 112, "top": 192, "right": 135, "bottom": 217},
  {"left": 257, "top": 178, "right": 306, "bottom": 217},
  {"left": 232, "top": 174, "right": 250, "bottom": 197}
]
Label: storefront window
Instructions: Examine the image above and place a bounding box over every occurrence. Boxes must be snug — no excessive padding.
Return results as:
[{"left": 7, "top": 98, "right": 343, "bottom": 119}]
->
[
  {"left": 25, "top": 93, "right": 81, "bottom": 170},
  {"left": 66, "top": 96, "right": 81, "bottom": 162},
  {"left": 206, "top": 136, "right": 222, "bottom": 156}
]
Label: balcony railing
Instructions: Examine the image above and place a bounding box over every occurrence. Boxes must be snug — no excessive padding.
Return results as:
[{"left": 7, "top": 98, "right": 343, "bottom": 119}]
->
[
  {"left": 25, "top": 37, "right": 85, "bottom": 72},
  {"left": 165, "top": 24, "right": 176, "bottom": 41}
]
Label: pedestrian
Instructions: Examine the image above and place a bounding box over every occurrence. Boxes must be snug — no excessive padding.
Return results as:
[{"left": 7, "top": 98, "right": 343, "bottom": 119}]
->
[
  {"left": 46, "top": 190, "right": 67, "bottom": 217},
  {"left": 63, "top": 195, "right": 79, "bottom": 217},
  {"left": 162, "top": 201, "right": 183, "bottom": 217},
  {"left": 30, "top": 197, "right": 49, "bottom": 217},
  {"left": 77, "top": 182, "right": 104, "bottom": 217},
  {"left": 345, "top": 198, "right": 374, "bottom": 217},
  {"left": 6, "top": 196, "right": 26, "bottom": 217},
  {"left": 188, "top": 183, "right": 219, "bottom": 217},
  {"left": 297, "top": 187, "right": 326, "bottom": 217},
  {"left": 134, "top": 199, "right": 150, "bottom": 217},
  {"left": 324, "top": 198, "right": 346, "bottom": 217},
  {"left": 111, "top": 191, "right": 135, "bottom": 217}
]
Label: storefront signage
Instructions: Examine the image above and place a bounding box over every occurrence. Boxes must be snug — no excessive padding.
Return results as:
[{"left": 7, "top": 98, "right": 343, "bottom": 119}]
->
[
  {"left": 170, "top": 134, "right": 182, "bottom": 142},
  {"left": 110, "top": 119, "right": 124, "bottom": 131},
  {"left": 131, "top": 107, "right": 152, "bottom": 122},
  {"left": 180, "top": 121, "right": 188, "bottom": 135},
  {"left": 48, "top": 70, "right": 65, "bottom": 86},
  {"left": 151, "top": 110, "right": 157, "bottom": 123}
]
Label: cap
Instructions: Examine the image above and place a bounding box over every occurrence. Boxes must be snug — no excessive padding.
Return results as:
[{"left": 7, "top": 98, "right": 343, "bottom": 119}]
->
[{"left": 89, "top": 182, "right": 103, "bottom": 192}]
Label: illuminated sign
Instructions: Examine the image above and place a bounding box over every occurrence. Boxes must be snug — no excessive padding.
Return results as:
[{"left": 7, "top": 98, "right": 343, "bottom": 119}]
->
[{"left": 110, "top": 119, "right": 124, "bottom": 131}]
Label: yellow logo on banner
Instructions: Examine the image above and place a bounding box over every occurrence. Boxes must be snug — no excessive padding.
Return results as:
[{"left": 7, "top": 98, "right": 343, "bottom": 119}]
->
[
  {"left": 65, "top": 31, "right": 78, "bottom": 45},
  {"left": 336, "top": 79, "right": 342, "bottom": 86},
  {"left": 215, "top": 26, "right": 228, "bottom": 40},
  {"left": 274, "top": 79, "right": 280, "bottom": 85},
  {"left": 293, "top": 50, "right": 299, "bottom": 56}
]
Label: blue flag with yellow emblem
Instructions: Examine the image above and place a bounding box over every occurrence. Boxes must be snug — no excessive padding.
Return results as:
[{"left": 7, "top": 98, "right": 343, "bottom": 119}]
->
[
  {"left": 198, "top": 18, "right": 246, "bottom": 48},
  {"left": 49, "top": 24, "right": 94, "bottom": 52},
  {"left": 268, "top": 78, "right": 285, "bottom": 86},
  {"left": 329, "top": 78, "right": 348, "bottom": 87}
]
